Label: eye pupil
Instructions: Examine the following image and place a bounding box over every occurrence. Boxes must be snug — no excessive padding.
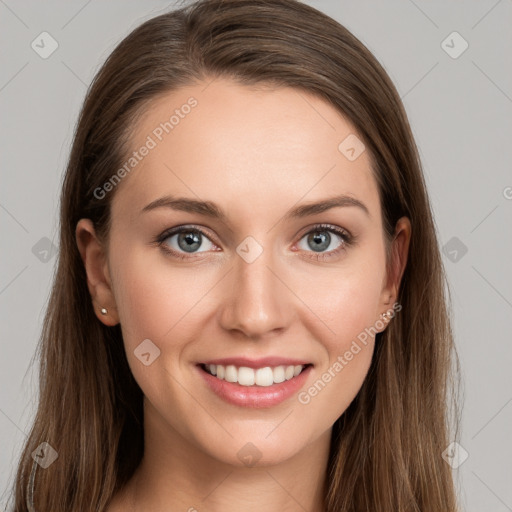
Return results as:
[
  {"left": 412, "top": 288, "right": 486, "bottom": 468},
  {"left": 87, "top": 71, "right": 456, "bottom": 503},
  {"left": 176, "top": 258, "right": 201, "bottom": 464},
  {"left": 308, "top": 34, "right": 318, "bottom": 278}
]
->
[
  {"left": 178, "top": 232, "right": 201, "bottom": 252},
  {"left": 308, "top": 231, "right": 330, "bottom": 252}
]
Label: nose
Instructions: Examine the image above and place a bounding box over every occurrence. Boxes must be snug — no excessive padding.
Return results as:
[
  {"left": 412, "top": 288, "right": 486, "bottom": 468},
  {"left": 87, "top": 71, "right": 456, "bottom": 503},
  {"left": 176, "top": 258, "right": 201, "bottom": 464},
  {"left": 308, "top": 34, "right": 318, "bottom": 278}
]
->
[{"left": 218, "top": 245, "right": 293, "bottom": 340}]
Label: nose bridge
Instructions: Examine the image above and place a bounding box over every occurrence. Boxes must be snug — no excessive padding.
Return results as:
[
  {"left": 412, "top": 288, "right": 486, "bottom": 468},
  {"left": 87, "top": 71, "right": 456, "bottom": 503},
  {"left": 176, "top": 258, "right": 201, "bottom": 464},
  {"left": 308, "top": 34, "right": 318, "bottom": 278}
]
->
[{"left": 219, "top": 239, "right": 290, "bottom": 337}]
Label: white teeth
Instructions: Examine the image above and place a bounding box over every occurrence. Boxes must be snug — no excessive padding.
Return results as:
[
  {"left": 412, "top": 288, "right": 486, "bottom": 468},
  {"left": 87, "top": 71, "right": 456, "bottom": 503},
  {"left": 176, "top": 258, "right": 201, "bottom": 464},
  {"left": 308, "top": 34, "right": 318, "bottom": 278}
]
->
[
  {"left": 272, "top": 366, "right": 285, "bottom": 384},
  {"left": 255, "top": 367, "right": 274, "bottom": 386},
  {"left": 204, "top": 364, "right": 307, "bottom": 386},
  {"left": 225, "top": 365, "right": 237, "bottom": 383},
  {"left": 238, "top": 367, "right": 255, "bottom": 386}
]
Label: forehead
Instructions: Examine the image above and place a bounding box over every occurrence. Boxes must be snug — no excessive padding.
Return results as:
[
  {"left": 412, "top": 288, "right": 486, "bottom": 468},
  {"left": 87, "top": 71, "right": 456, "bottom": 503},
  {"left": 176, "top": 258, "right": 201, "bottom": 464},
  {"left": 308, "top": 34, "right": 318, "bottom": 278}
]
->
[{"left": 111, "top": 77, "right": 380, "bottom": 223}]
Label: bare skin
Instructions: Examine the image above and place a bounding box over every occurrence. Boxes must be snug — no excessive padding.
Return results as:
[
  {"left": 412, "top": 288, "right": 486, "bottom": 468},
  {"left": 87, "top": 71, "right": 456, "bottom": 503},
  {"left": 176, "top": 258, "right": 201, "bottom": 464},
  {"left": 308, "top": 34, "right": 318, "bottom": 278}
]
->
[{"left": 76, "top": 77, "right": 411, "bottom": 512}]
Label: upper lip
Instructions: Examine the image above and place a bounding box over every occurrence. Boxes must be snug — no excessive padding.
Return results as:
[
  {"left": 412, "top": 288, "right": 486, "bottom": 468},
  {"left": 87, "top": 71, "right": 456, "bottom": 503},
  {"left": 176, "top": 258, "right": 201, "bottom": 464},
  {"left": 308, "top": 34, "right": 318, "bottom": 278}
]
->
[{"left": 199, "top": 357, "right": 312, "bottom": 369}]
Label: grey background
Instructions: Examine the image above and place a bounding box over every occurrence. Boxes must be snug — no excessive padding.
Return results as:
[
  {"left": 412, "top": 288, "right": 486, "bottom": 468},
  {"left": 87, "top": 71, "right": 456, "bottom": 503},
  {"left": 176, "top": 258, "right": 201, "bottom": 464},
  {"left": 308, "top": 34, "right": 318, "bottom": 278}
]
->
[{"left": 1, "top": 0, "right": 511, "bottom": 510}]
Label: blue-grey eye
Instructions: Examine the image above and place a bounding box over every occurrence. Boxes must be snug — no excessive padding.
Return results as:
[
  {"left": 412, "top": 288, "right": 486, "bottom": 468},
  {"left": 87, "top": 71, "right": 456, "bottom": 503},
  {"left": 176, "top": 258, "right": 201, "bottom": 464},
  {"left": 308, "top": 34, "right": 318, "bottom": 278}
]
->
[
  {"left": 163, "top": 229, "right": 215, "bottom": 253},
  {"left": 298, "top": 230, "right": 343, "bottom": 253}
]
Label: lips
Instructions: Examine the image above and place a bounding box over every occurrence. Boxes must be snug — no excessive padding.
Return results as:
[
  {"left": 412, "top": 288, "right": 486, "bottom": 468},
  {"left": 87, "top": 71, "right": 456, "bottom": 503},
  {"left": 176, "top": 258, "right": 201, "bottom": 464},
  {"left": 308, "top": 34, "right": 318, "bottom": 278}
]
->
[{"left": 196, "top": 357, "right": 313, "bottom": 408}]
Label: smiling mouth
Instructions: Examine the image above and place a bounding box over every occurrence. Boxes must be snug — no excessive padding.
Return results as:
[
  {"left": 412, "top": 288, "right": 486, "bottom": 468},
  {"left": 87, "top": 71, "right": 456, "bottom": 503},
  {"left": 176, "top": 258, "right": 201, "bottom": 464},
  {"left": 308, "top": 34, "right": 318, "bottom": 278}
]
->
[{"left": 200, "top": 363, "right": 312, "bottom": 387}]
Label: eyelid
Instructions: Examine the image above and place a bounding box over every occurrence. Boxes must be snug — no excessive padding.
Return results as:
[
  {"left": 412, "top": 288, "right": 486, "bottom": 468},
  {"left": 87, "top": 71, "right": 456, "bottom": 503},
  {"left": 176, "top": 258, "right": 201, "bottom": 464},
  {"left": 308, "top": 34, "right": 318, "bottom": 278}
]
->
[
  {"left": 295, "top": 222, "right": 352, "bottom": 241},
  {"left": 157, "top": 224, "right": 217, "bottom": 243}
]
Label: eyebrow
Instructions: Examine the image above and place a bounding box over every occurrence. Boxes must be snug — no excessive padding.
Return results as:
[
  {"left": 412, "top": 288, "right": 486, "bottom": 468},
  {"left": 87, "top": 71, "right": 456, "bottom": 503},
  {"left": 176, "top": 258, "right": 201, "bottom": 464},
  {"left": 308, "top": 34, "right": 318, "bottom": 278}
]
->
[{"left": 141, "top": 194, "right": 371, "bottom": 221}]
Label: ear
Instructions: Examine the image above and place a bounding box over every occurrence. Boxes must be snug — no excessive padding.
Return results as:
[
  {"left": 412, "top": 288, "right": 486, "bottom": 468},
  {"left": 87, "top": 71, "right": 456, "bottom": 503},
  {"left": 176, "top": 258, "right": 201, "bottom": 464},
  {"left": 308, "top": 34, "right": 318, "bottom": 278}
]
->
[
  {"left": 377, "top": 216, "right": 411, "bottom": 329},
  {"left": 75, "top": 219, "right": 119, "bottom": 326}
]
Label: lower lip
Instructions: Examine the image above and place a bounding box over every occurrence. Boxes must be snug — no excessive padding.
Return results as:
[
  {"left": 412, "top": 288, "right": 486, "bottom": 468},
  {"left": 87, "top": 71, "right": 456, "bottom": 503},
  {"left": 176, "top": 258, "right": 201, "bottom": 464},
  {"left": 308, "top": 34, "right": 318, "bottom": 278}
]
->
[{"left": 197, "top": 364, "right": 313, "bottom": 408}]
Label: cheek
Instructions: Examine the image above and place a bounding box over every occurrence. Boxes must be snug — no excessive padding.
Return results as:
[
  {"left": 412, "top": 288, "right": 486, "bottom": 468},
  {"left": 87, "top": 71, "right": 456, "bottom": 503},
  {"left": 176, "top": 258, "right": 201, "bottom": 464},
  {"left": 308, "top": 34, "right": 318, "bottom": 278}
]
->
[
  {"left": 319, "top": 279, "right": 378, "bottom": 389},
  {"left": 296, "top": 258, "right": 385, "bottom": 350},
  {"left": 292, "top": 257, "right": 383, "bottom": 419},
  {"left": 110, "top": 248, "right": 214, "bottom": 406},
  {"left": 111, "top": 246, "right": 210, "bottom": 349},
  {"left": 298, "top": 276, "right": 379, "bottom": 426}
]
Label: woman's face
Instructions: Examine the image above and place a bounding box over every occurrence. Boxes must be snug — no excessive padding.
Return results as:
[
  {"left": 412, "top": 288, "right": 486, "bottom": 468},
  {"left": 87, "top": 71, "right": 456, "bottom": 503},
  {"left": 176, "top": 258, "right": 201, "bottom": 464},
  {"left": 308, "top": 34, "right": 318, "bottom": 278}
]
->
[{"left": 83, "top": 77, "right": 409, "bottom": 467}]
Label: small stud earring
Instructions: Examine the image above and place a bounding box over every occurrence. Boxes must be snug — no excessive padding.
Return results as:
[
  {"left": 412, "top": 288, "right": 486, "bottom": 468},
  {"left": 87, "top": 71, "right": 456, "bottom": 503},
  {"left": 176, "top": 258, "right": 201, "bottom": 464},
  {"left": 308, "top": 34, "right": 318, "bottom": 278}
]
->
[
  {"left": 100, "top": 307, "right": 108, "bottom": 315},
  {"left": 380, "top": 311, "right": 392, "bottom": 322}
]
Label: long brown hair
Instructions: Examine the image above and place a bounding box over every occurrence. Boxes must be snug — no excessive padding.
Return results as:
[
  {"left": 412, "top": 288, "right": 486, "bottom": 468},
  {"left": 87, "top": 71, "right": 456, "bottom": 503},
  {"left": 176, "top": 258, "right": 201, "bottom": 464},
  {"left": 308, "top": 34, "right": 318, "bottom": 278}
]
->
[{"left": 11, "top": 0, "right": 461, "bottom": 510}]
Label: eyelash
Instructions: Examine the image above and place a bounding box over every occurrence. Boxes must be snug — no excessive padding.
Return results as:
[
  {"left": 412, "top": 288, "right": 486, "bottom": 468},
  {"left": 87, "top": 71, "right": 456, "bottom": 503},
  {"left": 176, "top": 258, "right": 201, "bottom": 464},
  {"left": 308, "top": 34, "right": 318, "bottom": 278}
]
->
[{"left": 155, "top": 223, "right": 354, "bottom": 262}]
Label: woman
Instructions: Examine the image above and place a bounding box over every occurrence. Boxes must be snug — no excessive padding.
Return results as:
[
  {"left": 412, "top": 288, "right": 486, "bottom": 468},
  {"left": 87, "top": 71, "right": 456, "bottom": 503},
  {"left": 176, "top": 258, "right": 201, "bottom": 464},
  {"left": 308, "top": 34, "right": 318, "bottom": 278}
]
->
[{"left": 11, "top": 0, "right": 461, "bottom": 510}]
